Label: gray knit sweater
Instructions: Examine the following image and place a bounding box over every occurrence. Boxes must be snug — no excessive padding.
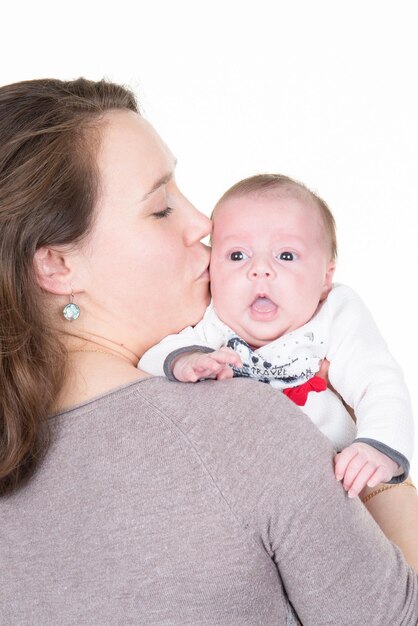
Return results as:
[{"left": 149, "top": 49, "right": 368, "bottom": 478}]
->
[{"left": 1, "top": 377, "right": 417, "bottom": 625}]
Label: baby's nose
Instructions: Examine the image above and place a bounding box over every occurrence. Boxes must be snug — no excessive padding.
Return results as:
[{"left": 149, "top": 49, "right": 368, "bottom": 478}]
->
[
  {"left": 248, "top": 261, "right": 276, "bottom": 279},
  {"left": 250, "top": 268, "right": 272, "bottom": 278}
]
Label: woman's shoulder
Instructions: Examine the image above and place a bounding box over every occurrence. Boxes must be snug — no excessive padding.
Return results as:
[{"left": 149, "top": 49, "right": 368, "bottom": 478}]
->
[
  {"left": 132, "top": 377, "right": 335, "bottom": 512},
  {"left": 57, "top": 375, "right": 330, "bottom": 459},
  {"left": 129, "top": 375, "right": 320, "bottom": 443},
  {"left": 55, "top": 376, "right": 334, "bottom": 511}
]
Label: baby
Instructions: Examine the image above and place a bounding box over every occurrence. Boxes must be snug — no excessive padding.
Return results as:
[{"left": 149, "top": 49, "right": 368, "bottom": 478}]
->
[{"left": 140, "top": 174, "right": 413, "bottom": 498}]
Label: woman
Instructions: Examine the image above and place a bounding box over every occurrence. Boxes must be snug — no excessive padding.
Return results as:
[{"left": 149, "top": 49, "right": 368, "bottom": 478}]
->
[{"left": 0, "top": 78, "right": 417, "bottom": 625}]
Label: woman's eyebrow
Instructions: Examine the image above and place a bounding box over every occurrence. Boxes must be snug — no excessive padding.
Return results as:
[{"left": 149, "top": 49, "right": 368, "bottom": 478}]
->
[
  {"left": 141, "top": 160, "right": 178, "bottom": 201},
  {"left": 141, "top": 173, "right": 172, "bottom": 201}
]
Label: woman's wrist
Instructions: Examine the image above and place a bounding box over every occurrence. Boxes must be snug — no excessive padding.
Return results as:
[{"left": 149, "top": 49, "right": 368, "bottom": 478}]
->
[{"left": 361, "top": 477, "right": 416, "bottom": 504}]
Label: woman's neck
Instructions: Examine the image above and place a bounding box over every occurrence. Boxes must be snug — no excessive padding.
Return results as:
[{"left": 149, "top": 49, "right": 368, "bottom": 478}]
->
[
  {"left": 55, "top": 350, "right": 149, "bottom": 413},
  {"left": 63, "top": 329, "right": 141, "bottom": 366},
  {"left": 53, "top": 329, "right": 150, "bottom": 412}
]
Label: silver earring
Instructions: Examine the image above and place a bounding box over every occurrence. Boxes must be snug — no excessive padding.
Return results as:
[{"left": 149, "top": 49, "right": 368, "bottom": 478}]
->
[{"left": 62, "top": 292, "right": 80, "bottom": 321}]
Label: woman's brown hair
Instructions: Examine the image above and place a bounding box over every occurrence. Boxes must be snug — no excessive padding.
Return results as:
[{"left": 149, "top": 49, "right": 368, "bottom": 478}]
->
[{"left": 0, "top": 78, "right": 138, "bottom": 496}]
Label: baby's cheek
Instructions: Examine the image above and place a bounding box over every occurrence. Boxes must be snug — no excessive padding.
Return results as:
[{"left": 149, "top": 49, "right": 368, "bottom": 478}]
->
[
  {"left": 211, "top": 286, "right": 229, "bottom": 315},
  {"left": 208, "top": 266, "right": 224, "bottom": 295}
]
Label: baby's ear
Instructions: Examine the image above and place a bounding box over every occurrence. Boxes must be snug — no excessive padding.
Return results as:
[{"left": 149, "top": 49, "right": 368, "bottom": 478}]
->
[
  {"left": 321, "top": 260, "right": 336, "bottom": 300},
  {"left": 33, "top": 246, "right": 73, "bottom": 295}
]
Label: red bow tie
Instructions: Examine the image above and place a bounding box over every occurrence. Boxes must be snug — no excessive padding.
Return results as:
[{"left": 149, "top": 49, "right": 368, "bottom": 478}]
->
[{"left": 283, "top": 375, "right": 327, "bottom": 406}]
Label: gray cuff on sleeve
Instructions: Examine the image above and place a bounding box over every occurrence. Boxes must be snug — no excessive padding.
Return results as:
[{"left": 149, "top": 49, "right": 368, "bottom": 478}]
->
[
  {"left": 354, "top": 438, "right": 410, "bottom": 483},
  {"left": 163, "top": 346, "right": 215, "bottom": 381}
]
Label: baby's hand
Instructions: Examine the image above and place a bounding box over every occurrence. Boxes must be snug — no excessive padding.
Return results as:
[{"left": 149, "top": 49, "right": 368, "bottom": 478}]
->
[
  {"left": 172, "top": 347, "right": 242, "bottom": 383},
  {"left": 334, "top": 442, "right": 399, "bottom": 498}
]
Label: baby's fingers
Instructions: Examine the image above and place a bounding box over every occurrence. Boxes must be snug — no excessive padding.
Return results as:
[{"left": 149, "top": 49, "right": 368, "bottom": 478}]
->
[
  {"left": 341, "top": 456, "right": 369, "bottom": 492},
  {"left": 180, "top": 365, "right": 200, "bottom": 382},
  {"left": 334, "top": 446, "right": 359, "bottom": 481},
  {"left": 346, "top": 463, "right": 376, "bottom": 498},
  {"left": 216, "top": 367, "right": 234, "bottom": 380},
  {"left": 211, "top": 347, "right": 243, "bottom": 368},
  {"left": 366, "top": 465, "right": 393, "bottom": 489},
  {"left": 193, "top": 356, "right": 228, "bottom": 377}
]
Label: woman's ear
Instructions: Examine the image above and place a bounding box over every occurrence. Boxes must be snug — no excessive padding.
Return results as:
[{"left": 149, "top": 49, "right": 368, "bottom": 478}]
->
[{"left": 34, "top": 247, "right": 74, "bottom": 295}]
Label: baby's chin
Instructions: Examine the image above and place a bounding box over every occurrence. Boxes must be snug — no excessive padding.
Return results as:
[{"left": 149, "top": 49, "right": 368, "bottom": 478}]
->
[
  {"left": 245, "top": 337, "right": 275, "bottom": 350},
  {"left": 213, "top": 312, "right": 278, "bottom": 350},
  {"left": 234, "top": 329, "right": 279, "bottom": 350}
]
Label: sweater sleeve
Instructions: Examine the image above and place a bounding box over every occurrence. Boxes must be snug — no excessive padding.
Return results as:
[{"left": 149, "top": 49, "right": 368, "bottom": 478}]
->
[
  {"left": 250, "top": 422, "right": 418, "bottom": 626},
  {"left": 326, "top": 284, "right": 414, "bottom": 480},
  {"left": 181, "top": 378, "right": 418, "bottom": 626}
]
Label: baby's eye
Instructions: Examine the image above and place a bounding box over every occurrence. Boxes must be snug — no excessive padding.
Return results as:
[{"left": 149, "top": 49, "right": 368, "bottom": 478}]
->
[
  {"left": 277, "top": 251, "right": 298, "bottom": 261},
  {"left": 229, "top": 250, "right": 249, "bottom": 261}
]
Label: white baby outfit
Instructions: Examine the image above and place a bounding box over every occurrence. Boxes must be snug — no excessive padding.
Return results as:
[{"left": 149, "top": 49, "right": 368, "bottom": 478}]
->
[{"left": 140, "top": 284, "right": 414, "bottom": 480}]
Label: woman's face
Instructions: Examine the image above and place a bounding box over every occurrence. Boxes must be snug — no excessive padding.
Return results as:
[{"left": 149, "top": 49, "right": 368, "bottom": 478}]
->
[{"left": 77, "top": 110, "right": 211, "bottom": 354}]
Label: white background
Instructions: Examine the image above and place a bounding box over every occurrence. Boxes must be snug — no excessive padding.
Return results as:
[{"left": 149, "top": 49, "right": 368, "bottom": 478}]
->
[{"left": 2, "top": 1, "right": 417, "bottom": 476}]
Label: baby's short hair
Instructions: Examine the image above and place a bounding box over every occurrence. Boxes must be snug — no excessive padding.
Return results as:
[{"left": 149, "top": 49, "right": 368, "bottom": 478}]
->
[{"left": 213, "top": 174, "right": 337, "bottom": 260}]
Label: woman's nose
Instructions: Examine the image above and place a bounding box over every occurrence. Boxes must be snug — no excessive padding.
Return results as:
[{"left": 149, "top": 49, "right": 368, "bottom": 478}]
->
[{"left": 183, "top": 206, "right": 212, "bottom": 246}]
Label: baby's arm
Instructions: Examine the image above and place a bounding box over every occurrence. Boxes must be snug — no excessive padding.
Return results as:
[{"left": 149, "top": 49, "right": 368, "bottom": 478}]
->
[
  {"left": 320, "top": 337, "right": 418, "bottom": 571},
  {"left": 326, "top": 285, "right": 414, "bottom": 490},
  {"left": 172, "top": 347, "right": 242, "bottom": 382},
  {"left": 328, "top": 288, "right": 418, "bottom": 571},
  {"left": 318, "top": 354, "right": 402, "bottom": 494}
]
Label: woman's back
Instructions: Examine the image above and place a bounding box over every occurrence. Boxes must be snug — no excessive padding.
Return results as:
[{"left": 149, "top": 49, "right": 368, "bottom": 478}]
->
[{"left": 1, "top": 377, "right": 416, "bottom": 625}]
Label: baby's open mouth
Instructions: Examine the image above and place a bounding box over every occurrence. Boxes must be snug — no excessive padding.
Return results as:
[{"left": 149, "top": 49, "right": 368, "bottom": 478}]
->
[{"left": 250, "top": 296, "right": 278, "bottom": 314}]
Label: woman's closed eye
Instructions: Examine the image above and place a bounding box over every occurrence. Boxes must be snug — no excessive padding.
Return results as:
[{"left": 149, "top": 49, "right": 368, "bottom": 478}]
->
[
  {"left": 277, "top": 251, "right": 298, "bottom": 261},
  {"left": 152, "top": 207, "right": 174, "bottom": 219},
  {"left": 229, "top": 250, "right": 249, "bottom": 261}
]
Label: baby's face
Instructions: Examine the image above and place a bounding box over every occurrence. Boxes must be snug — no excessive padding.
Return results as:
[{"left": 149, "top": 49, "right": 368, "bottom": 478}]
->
[{"left": 210, "top": 193, "right": 335, "bottom": 348}]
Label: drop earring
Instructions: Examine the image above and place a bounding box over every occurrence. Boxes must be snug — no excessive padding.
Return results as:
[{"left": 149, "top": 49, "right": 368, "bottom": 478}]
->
[{"left": 62, "top": 291, "right": 80, "bottom": 321}]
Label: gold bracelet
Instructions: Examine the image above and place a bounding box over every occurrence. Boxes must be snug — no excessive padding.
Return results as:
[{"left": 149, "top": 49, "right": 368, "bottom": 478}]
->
[{"left": 361, "top": 478, "right": 416, "bottom": 504}]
